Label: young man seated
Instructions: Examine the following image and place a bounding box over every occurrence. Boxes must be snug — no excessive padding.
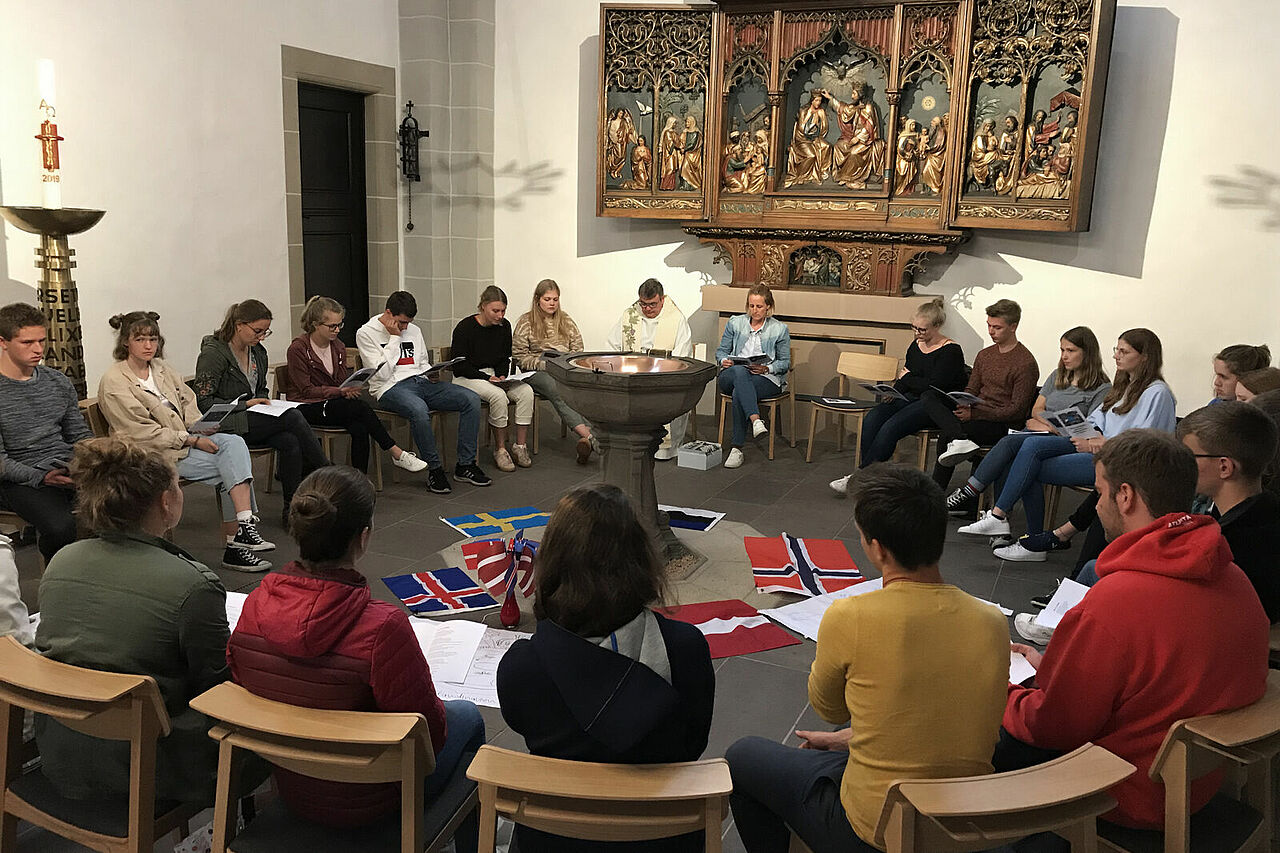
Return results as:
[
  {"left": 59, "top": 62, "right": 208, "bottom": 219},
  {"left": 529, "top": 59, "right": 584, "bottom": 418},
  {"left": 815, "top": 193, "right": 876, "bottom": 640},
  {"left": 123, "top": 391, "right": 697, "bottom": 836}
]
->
[
  {"left": 927, "top": 299, "right": 1039, "bottom": 488},
  {"left": 0, "top": 303, "right": 92, "bottom": 562},
  {"left": 1000, "top": 430, "right": 1269, "bottom": 834},
  {"left": 726, "top": 464, "right": 1009, "bottom": 853},
  {"left": 356, "top": 291, "right": 490, "bottom": 494}
]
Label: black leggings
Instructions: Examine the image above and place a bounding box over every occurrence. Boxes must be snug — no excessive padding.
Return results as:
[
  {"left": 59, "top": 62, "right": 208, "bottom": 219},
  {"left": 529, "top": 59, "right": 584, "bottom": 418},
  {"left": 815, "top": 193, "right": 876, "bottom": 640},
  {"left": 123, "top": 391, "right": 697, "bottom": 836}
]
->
[
  {"left": 0, "top": 483, "right": 76, "bottom": 561},
  {"left": 244, "top": 409, "right": 329, "bottom": 502},
  {"left": 298, "top": 398, "right": 397, "bottom": 473}
]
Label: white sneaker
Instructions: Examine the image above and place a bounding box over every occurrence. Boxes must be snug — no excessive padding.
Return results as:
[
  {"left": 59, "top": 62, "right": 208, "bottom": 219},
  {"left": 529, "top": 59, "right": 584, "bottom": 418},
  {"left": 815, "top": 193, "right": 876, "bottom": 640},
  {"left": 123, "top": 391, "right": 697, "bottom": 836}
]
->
[
  {"left": 724, "top": 448, "right": 744, "bottom": 468},
  {"left": 392, "top": 450, "right": 429, "bottom": 473},
  {"left": 752, "top": 419, "right": 768, "bottom": 438},
  {"left": 829, "top": 475, "right": 851, "bottom": 496},
  {"left": 994, "top": 541, "right": 1048, "bottom": 562},
  {"left": 1014, "top": 612, "right": 1055, "bottom": 645},
  {"left": 938, "top": 439, "right": 981, "bottom": 466},
  {"left": 958, "top": 510, "right": 1011, "bottom": 536}
]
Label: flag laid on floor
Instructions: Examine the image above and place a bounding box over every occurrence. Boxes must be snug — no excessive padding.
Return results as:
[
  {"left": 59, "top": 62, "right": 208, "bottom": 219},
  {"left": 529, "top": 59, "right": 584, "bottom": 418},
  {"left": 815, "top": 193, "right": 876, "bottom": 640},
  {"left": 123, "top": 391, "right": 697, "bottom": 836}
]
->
[
  {"left": 658, "top": 504, "right": 725, "bottom": 532},
  {"left": 462, "top": 531, "right": 538, "bottom": 598},
  {"left": 382, "top": 567, "right": 499, "bottom": 614},
  {"left": 746, "top": 533, "right": 865, "bottom": 597},
  {"left": 440, "top": 506, "right": 551, "bottom": 537},
  {"left": 665, "top": 599, "right": 801, "bottom": 659}
]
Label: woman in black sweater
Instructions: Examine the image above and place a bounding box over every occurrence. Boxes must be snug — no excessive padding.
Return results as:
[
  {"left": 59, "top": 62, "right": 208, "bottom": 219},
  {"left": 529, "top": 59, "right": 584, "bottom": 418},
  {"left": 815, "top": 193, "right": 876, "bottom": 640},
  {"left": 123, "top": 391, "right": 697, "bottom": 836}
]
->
[
  {"left": 831, "top": 297, "right": 966, "bottom": 494},
  {"left": 450, "top": 286, "right": 535, "bottom": 473},
  {"left": 496, "top": 484, "right": 715, "bottom": 853}
]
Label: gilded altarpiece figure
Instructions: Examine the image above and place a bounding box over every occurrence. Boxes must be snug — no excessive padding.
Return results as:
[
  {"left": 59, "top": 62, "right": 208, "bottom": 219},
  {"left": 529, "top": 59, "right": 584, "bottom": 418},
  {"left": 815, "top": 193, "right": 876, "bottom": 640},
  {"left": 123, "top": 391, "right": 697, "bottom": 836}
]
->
[{"left": 720, "top": 13, "right": 772, "bottom": 197}]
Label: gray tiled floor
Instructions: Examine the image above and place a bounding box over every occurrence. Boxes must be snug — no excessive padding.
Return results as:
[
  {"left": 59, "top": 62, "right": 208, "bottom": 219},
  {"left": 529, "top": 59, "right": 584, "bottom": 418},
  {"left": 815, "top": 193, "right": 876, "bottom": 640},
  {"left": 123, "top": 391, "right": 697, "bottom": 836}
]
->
[{"left": 12, "top": 410, "right": 1083, "bottom": 851}]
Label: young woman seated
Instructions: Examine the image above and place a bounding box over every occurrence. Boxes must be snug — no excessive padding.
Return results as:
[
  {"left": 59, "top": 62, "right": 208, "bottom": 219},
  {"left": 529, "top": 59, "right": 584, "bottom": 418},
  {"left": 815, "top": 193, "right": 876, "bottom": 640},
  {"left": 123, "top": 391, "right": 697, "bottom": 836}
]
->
[
  {"left": 97, "top": 311, "right": 274, "bottom": 571},
  {"left": 830, "top": 297, "right": 965, "bottom": 494},
  {"left": 35, "top": 438, "right": 230, "bottom": 806},
  {"left": 497, "top": 483, "right": 716, "bottom": 853},
  {"left": 716, "top": 283, "right": 793, "bottom": 469},
  {"left": 451, "top": 285, "right": 535, "bottom": 473},
  {"left": 943, "top": 326, "right": 1110, "bottom": 520},
  {"left": 285, "top": 295, "right": 427, "bottom": 476},
  {"left": 511, "top": 278, "right": 598, "bottom": 464},
  {"left": 228, "top": 466, "right": 485, "bottom": 844},
  {"left": 194, "top": 299, "right": 329, "bottom": 523},
  {"left": 1212, "top": 344, "right": 1270, "bottom": 403},
  {"left": 1235, "top": 367, "right": 1280, "bottom": 402},
  {"left": 959, "top": 328, "right": 1176, "bottom": 562}
]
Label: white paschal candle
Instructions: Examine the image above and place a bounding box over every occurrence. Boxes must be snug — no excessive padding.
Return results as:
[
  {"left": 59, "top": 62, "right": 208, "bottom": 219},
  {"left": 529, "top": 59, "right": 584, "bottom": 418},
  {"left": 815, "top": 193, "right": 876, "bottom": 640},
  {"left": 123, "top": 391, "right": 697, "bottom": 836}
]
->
[{"left": 38, "top": 59, "right": 61, "bottom": 209}]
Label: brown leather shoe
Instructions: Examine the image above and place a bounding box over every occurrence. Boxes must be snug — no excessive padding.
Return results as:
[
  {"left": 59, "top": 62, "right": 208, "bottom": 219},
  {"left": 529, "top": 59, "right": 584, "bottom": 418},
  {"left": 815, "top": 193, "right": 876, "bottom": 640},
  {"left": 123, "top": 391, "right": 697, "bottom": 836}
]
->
[{"left": 576, "top": 436, "right": 593, "bottom": 464}]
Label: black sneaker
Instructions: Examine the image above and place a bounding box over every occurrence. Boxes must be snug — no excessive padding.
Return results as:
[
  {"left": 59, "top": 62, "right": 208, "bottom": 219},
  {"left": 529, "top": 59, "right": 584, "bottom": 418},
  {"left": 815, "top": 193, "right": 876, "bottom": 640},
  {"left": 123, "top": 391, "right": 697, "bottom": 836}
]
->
[
  {"left": 222, "top": 545, "right": 272, "bottom": 573},
  {"left": 1020, "top": 531, "right": 1070, "bottom": 553},
  {"left": 945, "top": 488, "right": 978, "bottom": 517},
  {"left": 231, "top": 520, "right": 275, "bottom": 552},
  {"left": 454, "top": 463, "right": 492, "bottom": 487},
  {"left": 1030, "top": 590, "right": 1054, "bottom": 610},
  {"left": 426, "top": 467, "right": 452, "bottom": 494}
]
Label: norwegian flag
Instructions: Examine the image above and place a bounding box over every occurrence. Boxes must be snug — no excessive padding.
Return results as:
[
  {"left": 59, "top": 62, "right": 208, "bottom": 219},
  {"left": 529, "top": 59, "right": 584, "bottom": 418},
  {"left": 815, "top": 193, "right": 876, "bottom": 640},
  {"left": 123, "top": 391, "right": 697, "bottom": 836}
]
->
[
  {"left": 462, "top": 532, "right": 537, "bottom": 598},
  {"left": 382, "top": 567, "right": 498, "bottom": 614},
  {"left": 664, "top": 599, "right": 801, "bottom": 659},
  {"left": 746, "top": 533, "right": 865, "bottom": 597}
]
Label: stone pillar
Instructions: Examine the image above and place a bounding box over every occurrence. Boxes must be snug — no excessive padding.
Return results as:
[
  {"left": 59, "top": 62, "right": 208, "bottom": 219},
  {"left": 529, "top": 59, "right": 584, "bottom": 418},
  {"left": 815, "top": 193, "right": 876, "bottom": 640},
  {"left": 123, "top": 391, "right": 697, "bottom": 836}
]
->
[{"left": 596, "top": 423, "right": 666, "bottom": 548}]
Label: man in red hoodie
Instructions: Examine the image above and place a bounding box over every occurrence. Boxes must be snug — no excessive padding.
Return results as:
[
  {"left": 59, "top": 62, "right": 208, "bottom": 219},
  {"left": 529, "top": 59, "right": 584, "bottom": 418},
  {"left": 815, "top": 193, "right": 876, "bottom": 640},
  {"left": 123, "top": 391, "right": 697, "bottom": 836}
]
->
[{"left": 999, "top": 429, "right": 1269, "bottom": 830}]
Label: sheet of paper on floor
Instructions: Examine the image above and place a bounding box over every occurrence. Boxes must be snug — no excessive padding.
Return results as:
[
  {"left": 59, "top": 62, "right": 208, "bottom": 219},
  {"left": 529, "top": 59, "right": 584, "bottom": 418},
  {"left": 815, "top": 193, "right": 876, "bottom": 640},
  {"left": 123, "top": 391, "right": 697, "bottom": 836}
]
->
[
  {"left": 762, "top": 578, "right": 883, "bottom": 639},
  {"left": 1033, "top": 578, "right": 1090, "bottom": 629},
  {"left": 224, "top": 591, "right": 523, "bottom": 708}
]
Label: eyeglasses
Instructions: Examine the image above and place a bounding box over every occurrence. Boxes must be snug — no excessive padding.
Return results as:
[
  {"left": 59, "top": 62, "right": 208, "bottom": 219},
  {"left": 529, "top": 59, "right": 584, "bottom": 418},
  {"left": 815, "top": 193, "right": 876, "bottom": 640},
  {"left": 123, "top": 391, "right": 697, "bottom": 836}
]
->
[
  {"left": 320, "top": 322, "right": 344, "bottom": 332},
  {"left": 1113, "top": 347, "right": 1133, "bottom": 356},
  {"left": 639, "top": 299, "right": 662, "bottom": 309},
  {"left": 244, "top": 325, "right": 273, "bottom": 339},
  {"left": 1191, "top": 453, "right": 1228, "bottom": 460},
  {"left": 911, "top": 325, "right": 930, "bottom": 334}
]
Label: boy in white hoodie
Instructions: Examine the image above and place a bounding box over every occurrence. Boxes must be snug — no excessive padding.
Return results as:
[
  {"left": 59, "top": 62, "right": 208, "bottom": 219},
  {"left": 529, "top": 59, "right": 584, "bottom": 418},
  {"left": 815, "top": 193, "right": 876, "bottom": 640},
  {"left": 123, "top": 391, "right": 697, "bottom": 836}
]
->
[{"left": 356, "top": 291, "right": 489, "bottom": 493}]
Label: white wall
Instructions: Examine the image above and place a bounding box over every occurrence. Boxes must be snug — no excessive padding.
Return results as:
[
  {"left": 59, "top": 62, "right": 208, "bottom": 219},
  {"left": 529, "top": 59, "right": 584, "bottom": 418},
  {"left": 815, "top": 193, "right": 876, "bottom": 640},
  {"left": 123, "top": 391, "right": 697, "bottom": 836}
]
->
[
  {"left": 494, "top": 0, "right": 1280, "bottom": 413},
  {"left": 0, "top": 0, "right": 400, "bottom": 388}
]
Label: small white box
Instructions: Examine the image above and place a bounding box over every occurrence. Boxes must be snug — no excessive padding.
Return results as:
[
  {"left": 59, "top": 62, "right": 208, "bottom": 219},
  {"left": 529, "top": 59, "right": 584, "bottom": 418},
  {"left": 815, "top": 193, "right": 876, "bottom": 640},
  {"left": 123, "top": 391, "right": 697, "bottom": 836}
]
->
[{"left": 677, "top": 440, "right": 722, "bottom": 470}]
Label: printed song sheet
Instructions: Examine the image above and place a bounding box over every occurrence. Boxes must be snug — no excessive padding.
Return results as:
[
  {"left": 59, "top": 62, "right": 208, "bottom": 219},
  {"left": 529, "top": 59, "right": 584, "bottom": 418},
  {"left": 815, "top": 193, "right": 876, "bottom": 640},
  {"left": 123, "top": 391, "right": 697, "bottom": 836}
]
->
[
  {"left": 429, "top": 626, "right": 529, "bottom": 707},
  {"left": 1033, "top": 578, "right": 1090, "bottom": 629},
  {"left": 409, "top": 618, "right": 486, "bottom": 685}
]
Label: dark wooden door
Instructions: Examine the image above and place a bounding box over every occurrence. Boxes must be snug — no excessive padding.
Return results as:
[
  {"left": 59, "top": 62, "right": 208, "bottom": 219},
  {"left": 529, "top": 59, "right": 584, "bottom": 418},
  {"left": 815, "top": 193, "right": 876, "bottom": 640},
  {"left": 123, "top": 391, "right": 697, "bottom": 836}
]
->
[{"left": 299, "top": 83, "right": 368, "bottom": 346}]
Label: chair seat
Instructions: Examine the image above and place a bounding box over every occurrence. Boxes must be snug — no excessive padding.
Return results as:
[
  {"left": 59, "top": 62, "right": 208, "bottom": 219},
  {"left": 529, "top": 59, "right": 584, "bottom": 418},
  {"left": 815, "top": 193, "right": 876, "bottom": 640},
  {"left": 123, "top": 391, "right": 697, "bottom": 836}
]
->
[
  {"left": 228, "top": 753, "right": 479, "bottom": 853},
  {"left": 1096, "top": 793, "right": 1263, "bottom": 853},
  {"left": 8, "top": 769, "right": 186, "bottom": 839}
]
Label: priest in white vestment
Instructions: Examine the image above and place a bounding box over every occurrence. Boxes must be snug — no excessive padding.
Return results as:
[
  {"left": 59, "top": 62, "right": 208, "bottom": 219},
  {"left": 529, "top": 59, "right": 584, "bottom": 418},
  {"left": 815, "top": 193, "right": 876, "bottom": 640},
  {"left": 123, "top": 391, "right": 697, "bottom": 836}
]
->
[{"left": 606, "top": 278, "right": 693, "bottom": 459}]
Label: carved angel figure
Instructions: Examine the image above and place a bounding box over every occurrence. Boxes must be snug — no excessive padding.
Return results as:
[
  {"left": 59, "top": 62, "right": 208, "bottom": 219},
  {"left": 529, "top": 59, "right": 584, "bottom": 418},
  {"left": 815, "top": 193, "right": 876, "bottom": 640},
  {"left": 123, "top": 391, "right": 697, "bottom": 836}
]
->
[
  {"left": 605, "top": 108, "right": 638, "bottom": 180},
  {"left": 783, "top": 92, "right": 831, "bottom": 188}
]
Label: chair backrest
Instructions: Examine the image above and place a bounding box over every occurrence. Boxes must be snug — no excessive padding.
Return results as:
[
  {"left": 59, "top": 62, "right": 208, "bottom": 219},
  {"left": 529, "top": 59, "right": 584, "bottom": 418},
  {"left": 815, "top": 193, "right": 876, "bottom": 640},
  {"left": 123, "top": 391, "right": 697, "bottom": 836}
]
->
[
  {"left": 0, "top": 635, "right": 174, "bottom": 851},
  {"left": 838, "top": 351, "right": 899, "bottom": 383},
  {"left": 271, "top": 364, "right": 291, "bottom": 399},
  {"left": 874, "top": 743, "right": 1135, "bottom": 853},
  {"left": 189, "top": 681, "right": 436, "bottom": 853},
  {"left": 81, "top": 398, "right": 110, "bottom": 438},
  {"left": 466, "top": 744, "right": 731, "bottom": 851}
]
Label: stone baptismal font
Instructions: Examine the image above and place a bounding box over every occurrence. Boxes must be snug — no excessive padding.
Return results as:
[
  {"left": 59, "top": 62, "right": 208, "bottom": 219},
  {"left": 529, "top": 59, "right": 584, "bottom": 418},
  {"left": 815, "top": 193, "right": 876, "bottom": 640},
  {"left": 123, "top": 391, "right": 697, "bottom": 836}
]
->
[{"left": 544, "top": 352, "right": 716, "bottom": 568}]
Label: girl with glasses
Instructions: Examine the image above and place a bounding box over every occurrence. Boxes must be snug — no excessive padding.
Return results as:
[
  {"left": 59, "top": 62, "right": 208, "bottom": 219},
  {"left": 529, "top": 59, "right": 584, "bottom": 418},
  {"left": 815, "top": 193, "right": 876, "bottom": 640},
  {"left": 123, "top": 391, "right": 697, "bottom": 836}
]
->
[
  {"left": 194, "top": 299, "right": 330, "bottom": 524},
  {"left": 285, "top": 296, "right": 427, "bottom": 477}
]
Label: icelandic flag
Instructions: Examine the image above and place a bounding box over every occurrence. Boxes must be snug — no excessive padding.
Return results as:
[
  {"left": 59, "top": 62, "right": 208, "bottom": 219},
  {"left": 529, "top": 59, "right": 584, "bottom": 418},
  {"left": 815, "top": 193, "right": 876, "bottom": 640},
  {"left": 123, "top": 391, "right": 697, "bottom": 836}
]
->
[
  {"left": 462, "top": 531, "right": 538, "bottom": 598},
  {"left": 665, "top": 599, "right": 801, "bottom": 659},
  {"left": 746, "top": 533, "right": 865, "bottom": 597},
  {"left": 382, "top": 567, "right": 499, "bottom": 614},
  {"left": 441, "top": 506, "right": 551, "bottom": 537},
  {"left": 658, "top": 504, "right": 725, "bottom": 532}
]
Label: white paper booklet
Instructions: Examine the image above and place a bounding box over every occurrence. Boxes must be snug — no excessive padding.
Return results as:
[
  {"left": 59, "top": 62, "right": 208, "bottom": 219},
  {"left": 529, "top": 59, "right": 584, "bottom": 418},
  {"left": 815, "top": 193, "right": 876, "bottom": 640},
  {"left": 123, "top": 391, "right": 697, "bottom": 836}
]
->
[
  {"left": 1042, "top": 407, "right": 1103, "bottom": 440},
  {"left": 338, "top": 366, "right": 381, "bottom": 389},
  {"left": 250, "top": 399, "right": 302, "bottom": 418},
  {"left": 190, "top": 394, "right": 245, "bottom": 435},
  {"left": 1033, "top": 578, "right": 1090, "bottom": 629}
]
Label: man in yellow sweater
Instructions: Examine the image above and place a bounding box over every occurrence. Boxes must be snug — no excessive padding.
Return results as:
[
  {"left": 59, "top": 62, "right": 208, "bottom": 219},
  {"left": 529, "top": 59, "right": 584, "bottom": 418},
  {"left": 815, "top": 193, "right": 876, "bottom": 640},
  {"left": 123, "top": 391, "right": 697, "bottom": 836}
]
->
[{"left": 726, "top": 464, "right": 1009, "bottom": 852}]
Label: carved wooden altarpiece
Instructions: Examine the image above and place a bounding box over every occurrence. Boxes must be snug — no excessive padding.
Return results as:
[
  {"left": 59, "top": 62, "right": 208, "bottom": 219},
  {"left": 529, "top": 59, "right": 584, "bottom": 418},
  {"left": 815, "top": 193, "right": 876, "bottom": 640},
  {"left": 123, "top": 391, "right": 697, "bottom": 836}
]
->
[{"left": 597, "top": 0, "right": 1116, "bottom": 295}]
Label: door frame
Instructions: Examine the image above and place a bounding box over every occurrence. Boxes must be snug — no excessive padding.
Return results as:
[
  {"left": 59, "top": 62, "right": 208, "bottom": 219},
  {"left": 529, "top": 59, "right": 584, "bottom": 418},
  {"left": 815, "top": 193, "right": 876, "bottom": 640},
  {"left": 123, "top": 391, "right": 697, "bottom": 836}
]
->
[{"left": 282, "top": 46, "right": 397, "bottom": 338}]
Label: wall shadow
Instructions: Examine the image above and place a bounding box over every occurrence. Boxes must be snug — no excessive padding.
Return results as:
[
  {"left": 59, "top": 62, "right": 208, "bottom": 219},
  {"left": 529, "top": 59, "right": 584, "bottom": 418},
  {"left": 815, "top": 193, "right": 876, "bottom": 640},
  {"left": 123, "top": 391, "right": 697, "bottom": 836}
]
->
[
  {"left": 1208, "top": 165, "right": 1280, "bottom": 231},
  {"left": 575, "top": 36, "right": 698, "bottom": 259},
  {"left": 0, "top": 167, "right": 41, "bottom": 305},
  {"left": 962, "top": 6, "right": 1179, "bottom": 280}
]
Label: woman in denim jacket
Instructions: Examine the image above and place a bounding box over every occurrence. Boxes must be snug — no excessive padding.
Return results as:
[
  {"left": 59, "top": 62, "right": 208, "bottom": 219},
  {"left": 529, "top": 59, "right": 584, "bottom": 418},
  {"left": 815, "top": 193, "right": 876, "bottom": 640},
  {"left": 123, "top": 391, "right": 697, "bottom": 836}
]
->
[{"left": 715, "top": 284, "right": 791, "bottom": 468}]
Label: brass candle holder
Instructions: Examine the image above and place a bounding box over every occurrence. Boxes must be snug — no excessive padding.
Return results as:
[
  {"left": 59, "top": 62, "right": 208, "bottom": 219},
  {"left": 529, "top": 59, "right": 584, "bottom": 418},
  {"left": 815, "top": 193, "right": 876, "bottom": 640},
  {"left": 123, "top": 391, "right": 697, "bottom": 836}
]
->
[{"left": 0, "top": 206, "right": 105, "bottom": 399}]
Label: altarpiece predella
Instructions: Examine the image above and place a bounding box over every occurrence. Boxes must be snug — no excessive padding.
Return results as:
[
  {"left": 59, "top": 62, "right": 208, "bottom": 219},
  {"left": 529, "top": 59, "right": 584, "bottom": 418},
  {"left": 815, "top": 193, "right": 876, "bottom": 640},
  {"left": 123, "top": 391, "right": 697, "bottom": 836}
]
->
[{"left": 596, "top": 0, "right": 1115, "bottom": 295}]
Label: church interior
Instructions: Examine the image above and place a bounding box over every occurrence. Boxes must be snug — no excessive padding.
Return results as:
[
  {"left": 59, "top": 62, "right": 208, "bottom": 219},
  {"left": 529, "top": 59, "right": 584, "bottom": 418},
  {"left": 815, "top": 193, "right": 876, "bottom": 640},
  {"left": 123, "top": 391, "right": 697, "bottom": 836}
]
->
[{"left": 1, "top": 0, "right": 1278, "bottom": 851}]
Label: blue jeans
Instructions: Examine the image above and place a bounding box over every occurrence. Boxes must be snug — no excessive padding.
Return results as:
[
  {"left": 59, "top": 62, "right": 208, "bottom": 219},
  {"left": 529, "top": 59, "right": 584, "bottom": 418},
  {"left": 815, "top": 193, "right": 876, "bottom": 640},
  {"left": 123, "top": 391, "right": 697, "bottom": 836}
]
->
[
  {"left": 1076, "top": 559, "right": 1100, "bottom": 586},
  {"left": 176, "top": 433, "right": 257, "bottom": 522},
  {"left": 726, "top": 736, "right": 876, "bottom": 853},
  {"left": 968, "top": 432, "right": 1042, "bottom": 491},
  {"left": 718, "top": 366, "right": 782, "bottom": 447},
  {"left": 378, "top": 376, "right": 481, "bottom": 469},
  {"left": 994, "top": 436, "right": 1092, "bottom": 534},
  {"left": 424, "top": 700, "right": 485, "bottom": 853},
  {"left": 858, "top": 398, "right": 934, "bottom": 467}
]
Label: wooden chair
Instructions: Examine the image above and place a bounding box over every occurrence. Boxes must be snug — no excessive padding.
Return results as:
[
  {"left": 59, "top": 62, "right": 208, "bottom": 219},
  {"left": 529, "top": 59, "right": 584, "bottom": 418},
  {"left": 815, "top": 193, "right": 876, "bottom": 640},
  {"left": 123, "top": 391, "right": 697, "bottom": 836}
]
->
[
  {"left": 804, "top": 351, "right": 900, "bottom": 464},
  {"left": 189, "top": 681, "right": 477, "bottom": 853},
  {"left": 868, "top": 743, "right": 1135, "bottom": 853},
  {"left": 272, "top": 365, "right": 386, "bottom": 491},
  {"left": 0, "top": 636, "right": 201, "bottom": 853},
  {"left": 1268, "top": 625, "right": 1280, "bottom": 670},
  {"left": 466, "top": 745, "right": 732, "bottom": 853},
  {"left": 1097, "top": 670, "right": 1280, "bottom": 853},
  {"left": 717, "top": 369, "right": 797, "bottom": 460},
  {"left": 1045, "top": 483, "right": 1096, "bottom": 530}
]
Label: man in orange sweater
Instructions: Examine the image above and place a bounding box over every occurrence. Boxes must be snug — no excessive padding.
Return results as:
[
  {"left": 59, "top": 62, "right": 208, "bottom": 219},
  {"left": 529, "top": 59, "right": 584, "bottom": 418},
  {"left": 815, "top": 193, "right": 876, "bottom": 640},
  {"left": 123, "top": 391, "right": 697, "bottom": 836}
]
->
[{"left": 1000, "top": 430, "right": 1269, "bottom": 831}]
